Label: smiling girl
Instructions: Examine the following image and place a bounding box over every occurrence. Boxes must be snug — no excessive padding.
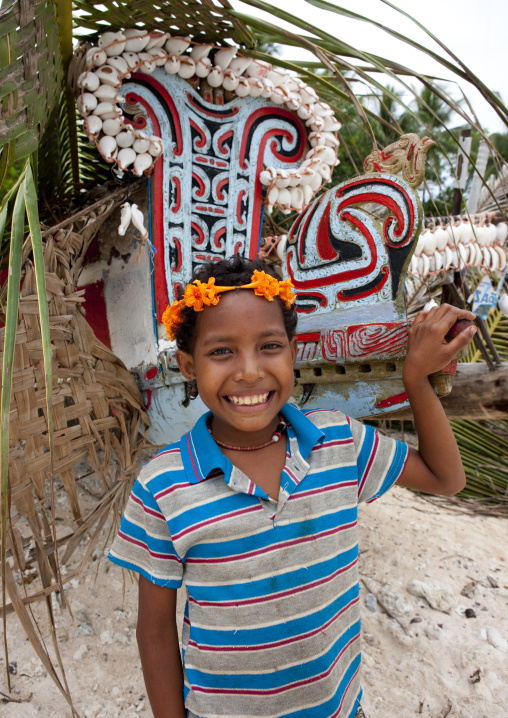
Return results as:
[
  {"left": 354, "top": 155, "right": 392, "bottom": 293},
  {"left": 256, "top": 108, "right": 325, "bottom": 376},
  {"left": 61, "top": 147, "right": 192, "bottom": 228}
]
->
[{"left": 108, "top": 256, "right": 476, "bottom": 718}]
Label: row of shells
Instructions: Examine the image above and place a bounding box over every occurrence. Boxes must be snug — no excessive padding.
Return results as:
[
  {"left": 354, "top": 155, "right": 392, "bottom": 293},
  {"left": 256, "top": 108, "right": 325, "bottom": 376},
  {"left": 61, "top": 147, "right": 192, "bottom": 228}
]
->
[
  {"left": 409, "top": 242, "right": 507, "bottom": 275},
  {"left": 417, "top": 220, "right": 507, "bottom": 250},
  {"left": 76, "top": 29, "right": 340, "bottom": 208},
  {"left": 410, "top": 223, "right": 508, "bottom": 276},
  {"left": 415, "top": 222, "right": 508, "bottom": 256}
]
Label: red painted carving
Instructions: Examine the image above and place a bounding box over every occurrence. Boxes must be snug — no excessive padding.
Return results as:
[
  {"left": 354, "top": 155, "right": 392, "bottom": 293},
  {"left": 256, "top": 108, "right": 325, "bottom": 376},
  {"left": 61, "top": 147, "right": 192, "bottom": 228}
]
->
[
  {"left": 170, "top": 177, "right": 181, "bottom": 213},
  {"left": 131, "top": 74, "right": 183, "bottom": 155},
  {"left": 191, "top": 222, "right": 206, "bottom": 247},
  {"left": 190, "top": 119, "right": 208, "bottom": 149},
  {"left": 322, "top": 322, "right": 409, "bottom": 363},
  {"left": 375, "top": 392, "right": 408, "bottom": 409},
  {"left": 187, "top": 93, "right": 239, "bottom": 119},
  {"left": 217, "top": 130, "right": 234, "bottom": 156}
]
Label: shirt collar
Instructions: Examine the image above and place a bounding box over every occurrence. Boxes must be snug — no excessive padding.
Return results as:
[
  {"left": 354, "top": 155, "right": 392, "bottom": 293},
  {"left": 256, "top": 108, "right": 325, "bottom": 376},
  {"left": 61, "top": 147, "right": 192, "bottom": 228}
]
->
[
  {"left": 180, "top": 411, "right": 226, "bottom": 484},
  {"left": 280, "top": 403, "right": 325, "bottom": 460},
  {"left": 180, "top": 403, "right": 325, "bottom": 485}
]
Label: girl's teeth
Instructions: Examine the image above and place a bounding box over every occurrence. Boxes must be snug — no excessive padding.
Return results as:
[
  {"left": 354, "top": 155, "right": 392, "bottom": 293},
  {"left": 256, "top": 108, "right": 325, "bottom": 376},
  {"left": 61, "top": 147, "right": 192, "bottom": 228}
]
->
[{"left": 229, "top": 393, "right": 269, "bottom": 406}]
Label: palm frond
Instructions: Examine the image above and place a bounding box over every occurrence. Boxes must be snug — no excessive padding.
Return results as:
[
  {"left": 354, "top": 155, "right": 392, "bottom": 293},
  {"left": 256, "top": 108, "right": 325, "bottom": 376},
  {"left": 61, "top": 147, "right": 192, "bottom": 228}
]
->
[
  {"left": 73, "top": 0, "right": 255, "bottom": 47},
  {"left": 1, "top": 166, "right": 28, "bottom": 691},
  {"left": 452, "top": 419, "right": 508, "bottom": 505},
  {"left": 231, "top": 0, "right": 508, "bottom": 211},
  {"left": 37, "top": 90, "right": 111, "bottom": 211}
]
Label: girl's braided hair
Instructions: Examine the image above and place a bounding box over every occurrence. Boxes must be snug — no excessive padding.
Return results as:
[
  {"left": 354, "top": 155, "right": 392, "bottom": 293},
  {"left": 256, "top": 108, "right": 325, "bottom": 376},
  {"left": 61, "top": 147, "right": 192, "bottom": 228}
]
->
[{"left": 173, "top": 256, "right": 298, "bottom": 354}]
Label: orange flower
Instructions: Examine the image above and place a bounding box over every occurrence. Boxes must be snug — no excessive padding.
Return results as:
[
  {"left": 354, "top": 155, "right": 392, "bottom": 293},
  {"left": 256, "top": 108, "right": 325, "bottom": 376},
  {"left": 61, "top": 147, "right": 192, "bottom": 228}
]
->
[
  {"left": 247, "top": 270, "right": 280, "bottom": 301},
  {"left": 162, "top": 299, "right": 184, "bottom": 340},
  {"left": 204, "top": 278, "right": 221, "bottom": 306},
  {"left": 278, "top": 278, "right": 296, "bottom": 308},
  {"left": 184, "top": 279, "right": 220, "bottom": 311}
]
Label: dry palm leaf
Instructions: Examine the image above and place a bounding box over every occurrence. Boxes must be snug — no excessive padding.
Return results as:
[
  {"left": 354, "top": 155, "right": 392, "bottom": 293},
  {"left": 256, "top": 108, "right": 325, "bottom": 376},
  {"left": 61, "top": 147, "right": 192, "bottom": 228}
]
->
[{"left": 0, "top": 186, "right": 151, "bottom": 710}]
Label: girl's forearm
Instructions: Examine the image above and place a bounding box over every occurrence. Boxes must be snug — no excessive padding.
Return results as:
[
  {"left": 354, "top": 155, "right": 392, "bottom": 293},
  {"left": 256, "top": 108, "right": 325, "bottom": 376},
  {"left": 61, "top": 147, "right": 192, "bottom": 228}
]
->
[
  {"left": 403, "top": 372, "right": 466, "bottom": 495},
  {"left": 137, "top": 628, "right": 186, "bottom": 718}
]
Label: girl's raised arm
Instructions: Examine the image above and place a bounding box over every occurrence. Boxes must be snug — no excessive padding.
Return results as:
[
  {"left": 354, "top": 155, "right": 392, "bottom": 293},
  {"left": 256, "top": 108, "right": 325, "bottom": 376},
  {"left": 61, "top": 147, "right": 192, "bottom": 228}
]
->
[{"left": 396, "top": 303, "right": 477, "bottom": 496}]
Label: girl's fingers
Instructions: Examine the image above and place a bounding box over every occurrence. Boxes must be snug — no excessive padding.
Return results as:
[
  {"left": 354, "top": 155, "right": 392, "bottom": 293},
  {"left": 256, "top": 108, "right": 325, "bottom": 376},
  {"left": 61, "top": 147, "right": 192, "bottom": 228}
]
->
[
  {"left": 445, "top": 324, "right": 477, "bottom": 354},
  {"left": 411, "top": 307, "right": 436, "bottom": 327},
  {"left": 411, "top": 304, "right": 476, "bottom": 335}
]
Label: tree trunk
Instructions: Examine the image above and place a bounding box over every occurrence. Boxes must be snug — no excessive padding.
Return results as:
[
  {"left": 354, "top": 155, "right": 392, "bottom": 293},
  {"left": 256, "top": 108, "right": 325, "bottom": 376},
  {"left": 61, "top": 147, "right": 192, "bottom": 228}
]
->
[{"left": 384, "top": 363, "right": 508, "bottom": 420}]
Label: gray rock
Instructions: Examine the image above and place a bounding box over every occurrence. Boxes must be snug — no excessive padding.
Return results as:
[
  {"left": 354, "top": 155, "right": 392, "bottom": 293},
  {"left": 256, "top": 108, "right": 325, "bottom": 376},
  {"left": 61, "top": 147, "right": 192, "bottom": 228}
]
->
[
  {"left": 76, "top": 622, "right": 94, "bottom": 636},
  {"left": 100, "top": 630, "right": 113, "bottom": 645},
  {"left": 113, "top": 631, "right": 129, "bottom": 645},
  {"left": 474, "top": 628, "right": 487, "bottom": 641},
  {"left": 378, "top": 587, "right": 413, "bottom": 617},
  {"left": 82, "top": 703, "right": 104, "bottom": 718},
  {"left": 460, "top": 581, "right": 476, "bottom": 599},
  {"left": 486, "top": 626, "right": 508, "bottom": 651},
  {"left": 365, "top": 593, "right": 377, "bottom": 613},
  {"left": 73, "top": 644, "right": 88, "bottom": 661},
  {"left": 407, "top": 580, "right": 455, "bottom": 613},
  {"left": 424, "top": 624, "right": 444, "bottom": 641},
  {"left": 75, "top": 609, "right": 94, "bottom": 636}
]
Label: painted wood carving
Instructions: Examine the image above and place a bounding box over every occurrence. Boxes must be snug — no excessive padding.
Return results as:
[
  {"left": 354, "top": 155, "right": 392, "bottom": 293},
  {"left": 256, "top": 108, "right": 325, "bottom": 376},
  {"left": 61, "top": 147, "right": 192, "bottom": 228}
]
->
[
  {"left": 119, "top": 73, "right": 308, "bottom": 318},
  {"left": 72, "top": 33, "right": 438, "bottom": 441},
  {"left": 284, "top": 138, "right": 441, "bottom": 417},
  {"left": 283, "top": 170, "right": 423, "bottom": 370}
]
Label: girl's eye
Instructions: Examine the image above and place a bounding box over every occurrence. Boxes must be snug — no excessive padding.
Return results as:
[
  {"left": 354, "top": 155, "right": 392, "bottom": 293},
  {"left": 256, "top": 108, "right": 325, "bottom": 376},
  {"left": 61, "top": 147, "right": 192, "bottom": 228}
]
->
[{"left": 210, "top": 347, "right": 231, "bottom": 356}]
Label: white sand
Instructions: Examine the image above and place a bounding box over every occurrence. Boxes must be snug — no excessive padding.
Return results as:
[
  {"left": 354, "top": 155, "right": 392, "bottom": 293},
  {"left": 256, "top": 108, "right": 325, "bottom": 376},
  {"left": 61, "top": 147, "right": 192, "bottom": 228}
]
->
[{"left": 1, "top": 486, "right": 507, "bottom": 718}]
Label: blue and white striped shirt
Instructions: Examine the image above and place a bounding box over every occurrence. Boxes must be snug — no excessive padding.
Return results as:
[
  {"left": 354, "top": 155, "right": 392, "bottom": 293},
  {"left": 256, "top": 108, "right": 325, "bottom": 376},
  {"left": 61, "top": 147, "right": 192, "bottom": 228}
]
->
[{"left": 109, "top": 403, "right": 408, "bottom": 718}]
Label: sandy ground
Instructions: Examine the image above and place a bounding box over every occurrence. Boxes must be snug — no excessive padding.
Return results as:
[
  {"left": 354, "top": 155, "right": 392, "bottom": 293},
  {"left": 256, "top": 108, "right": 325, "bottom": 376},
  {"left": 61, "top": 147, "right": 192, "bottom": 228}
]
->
[{"left": 1, "top": 482, "right": 507, "bottom": 718}]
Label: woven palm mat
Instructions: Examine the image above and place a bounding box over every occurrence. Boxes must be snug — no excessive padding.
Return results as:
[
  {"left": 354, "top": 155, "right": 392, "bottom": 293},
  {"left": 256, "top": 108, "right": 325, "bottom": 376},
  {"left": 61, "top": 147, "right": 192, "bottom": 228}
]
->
[
  {"left": 0, "top": 0, "right": 64, "bottom": 160},
  {"left": 0, "top": 188, "right": 151, "bottom": 711}
]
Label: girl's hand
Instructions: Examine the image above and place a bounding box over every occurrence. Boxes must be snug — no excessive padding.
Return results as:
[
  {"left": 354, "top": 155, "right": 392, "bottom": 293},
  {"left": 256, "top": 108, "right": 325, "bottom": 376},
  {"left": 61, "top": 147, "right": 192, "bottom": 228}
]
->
[{"left": 403, "top": 303, "right": 477, "bottom": 385}]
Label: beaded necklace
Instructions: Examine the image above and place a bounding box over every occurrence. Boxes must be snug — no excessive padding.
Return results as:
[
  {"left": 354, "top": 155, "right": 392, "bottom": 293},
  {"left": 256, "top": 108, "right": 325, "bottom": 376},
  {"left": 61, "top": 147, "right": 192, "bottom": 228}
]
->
[{"left": 208, "top": 415, "right": 288, "bottom": 452}]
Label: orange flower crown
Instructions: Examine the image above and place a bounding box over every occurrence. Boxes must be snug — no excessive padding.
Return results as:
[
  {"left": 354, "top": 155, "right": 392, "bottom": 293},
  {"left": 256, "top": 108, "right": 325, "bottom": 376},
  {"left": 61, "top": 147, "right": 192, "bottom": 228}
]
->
[{"left": 162, "top": 270, "right": 296, "bottom": 341}]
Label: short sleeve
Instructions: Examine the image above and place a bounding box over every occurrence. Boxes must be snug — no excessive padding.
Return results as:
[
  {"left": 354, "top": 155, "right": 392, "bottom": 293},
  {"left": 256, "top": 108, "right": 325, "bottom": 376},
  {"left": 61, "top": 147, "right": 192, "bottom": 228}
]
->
[
  {"left": 347, "top": 416, "right": 409, "bottom": 504},
  {"left": 108, "top": 477, "right": 183, "bottom": 588}
]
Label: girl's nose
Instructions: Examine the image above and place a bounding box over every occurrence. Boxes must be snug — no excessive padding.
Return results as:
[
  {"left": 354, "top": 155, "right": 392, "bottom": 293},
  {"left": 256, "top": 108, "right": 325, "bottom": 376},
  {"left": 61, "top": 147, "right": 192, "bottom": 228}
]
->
[{"left": 234, "top": 352, "right": 265, "bottom": 383}]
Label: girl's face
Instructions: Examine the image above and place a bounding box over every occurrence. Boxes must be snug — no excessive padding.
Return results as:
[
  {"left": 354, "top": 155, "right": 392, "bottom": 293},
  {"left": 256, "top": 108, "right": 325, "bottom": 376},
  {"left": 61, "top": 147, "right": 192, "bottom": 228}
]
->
[{"left": 176, "top": 291, "right": 297, "bottom": 444}]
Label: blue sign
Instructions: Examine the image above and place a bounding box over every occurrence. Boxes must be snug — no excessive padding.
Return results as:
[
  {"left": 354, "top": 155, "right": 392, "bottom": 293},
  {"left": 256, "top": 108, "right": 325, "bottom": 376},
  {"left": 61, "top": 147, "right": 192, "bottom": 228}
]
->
[{"left": 472, "top": 277, "right": 498, "bottom": 320}]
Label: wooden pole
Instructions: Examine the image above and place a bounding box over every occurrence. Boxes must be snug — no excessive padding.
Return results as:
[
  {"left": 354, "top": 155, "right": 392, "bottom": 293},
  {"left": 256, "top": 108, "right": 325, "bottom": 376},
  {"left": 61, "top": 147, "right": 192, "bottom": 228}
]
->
[
  {"left": 452, "top": 129, "right": 472, "bottom": 215},
  {"left": 467, "top": 139, "right": 490, "bottom": 215},
  {"left": 380, "top": 363, "right": 508, "bottom": 420}
]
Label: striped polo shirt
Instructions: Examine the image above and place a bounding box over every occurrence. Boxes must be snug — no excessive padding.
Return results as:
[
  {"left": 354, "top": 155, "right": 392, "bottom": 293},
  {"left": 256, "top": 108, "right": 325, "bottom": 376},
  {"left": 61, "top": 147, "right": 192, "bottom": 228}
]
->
[{"left": 109, "top": 403, "right": 408, "bottom": 718}]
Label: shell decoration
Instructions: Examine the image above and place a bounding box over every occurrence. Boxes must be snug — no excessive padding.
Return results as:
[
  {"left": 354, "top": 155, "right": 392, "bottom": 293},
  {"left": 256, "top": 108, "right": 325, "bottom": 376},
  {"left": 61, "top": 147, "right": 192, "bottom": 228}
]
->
[
  {"left": 408, "top": 215, "right": 508, "bottom": 276},
  {"left": 74, "top": 31, "right": 341, "bottom": 214}
]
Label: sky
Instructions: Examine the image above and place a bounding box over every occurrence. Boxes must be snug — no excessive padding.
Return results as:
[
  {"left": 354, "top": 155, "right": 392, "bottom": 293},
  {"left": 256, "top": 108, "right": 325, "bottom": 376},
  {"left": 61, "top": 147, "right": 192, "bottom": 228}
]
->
[{"left": 233, "top": 0, "right": 507, "bottom": 134}]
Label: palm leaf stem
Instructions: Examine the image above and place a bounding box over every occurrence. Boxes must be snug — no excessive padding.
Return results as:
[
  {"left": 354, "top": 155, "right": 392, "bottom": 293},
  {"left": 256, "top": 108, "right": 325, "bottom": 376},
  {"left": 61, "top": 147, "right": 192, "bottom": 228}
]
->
[
  {"left": 1, "top": 167, "right": 28, "bottom": 691},
  {"left": 248, "top": 49, "right": 417, "bottom": 146},
  {"left": 379, "top": 0, "right": 508, "bottom": 125},
  {"left": 24, "top": 164, "right": 62, "bottom": 600},
  {"left": 235, "top": 1, "right": 507, "bottom": 205},
  {"left": 238, "top": 9, "right": 484, "bottom": 184},
  {"left": 306, "top": 0, "right": 508, "bottom": 123}
]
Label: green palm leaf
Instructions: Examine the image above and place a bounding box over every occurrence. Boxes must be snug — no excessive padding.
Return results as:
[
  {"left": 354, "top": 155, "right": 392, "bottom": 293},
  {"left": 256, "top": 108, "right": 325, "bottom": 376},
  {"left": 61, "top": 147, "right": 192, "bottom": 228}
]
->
[
  {"left": 231, "top": 0, "right": 507, "bottom": 203},
  {"left": 1, "top": 168, "right": 27, "bottom": 688}
]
